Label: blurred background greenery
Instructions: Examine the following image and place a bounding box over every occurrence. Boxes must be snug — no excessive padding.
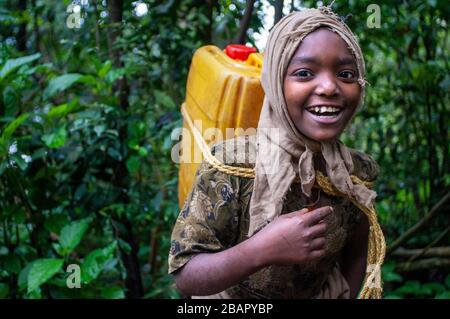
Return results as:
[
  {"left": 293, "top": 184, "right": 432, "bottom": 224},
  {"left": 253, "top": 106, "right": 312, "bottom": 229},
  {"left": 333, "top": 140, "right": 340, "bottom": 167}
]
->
[{"left": 0, "top": 0, "right": 448, "bottom": 299}]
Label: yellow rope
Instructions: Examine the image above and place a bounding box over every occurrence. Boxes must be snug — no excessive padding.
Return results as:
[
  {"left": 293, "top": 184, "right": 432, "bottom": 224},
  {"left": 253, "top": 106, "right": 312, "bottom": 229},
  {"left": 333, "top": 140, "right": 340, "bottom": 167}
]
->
[
  {"left": 315, "top": 171, "right": 386, "bottom": 299},
  {"left": 181, "top": 104, "right": 386, "bottom": 299}
]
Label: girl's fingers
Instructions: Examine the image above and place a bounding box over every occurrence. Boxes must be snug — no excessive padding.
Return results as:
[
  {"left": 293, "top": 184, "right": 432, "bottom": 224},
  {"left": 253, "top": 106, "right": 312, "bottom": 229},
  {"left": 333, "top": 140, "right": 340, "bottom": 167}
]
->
[
  {"left": 310, "top": 237, "right": 326, "bottom": 251},
  {"left": 309, "top": 222, "right": 327, "bottom": 238},
  {"left": 309, "top": 249, "right": 325, "bottom": 259},
  {"left": 285, "top": 208, "right": 309, "bottom": 218},
  {"left": 303, "top": 206, "right": 333, "bottom": 226}
]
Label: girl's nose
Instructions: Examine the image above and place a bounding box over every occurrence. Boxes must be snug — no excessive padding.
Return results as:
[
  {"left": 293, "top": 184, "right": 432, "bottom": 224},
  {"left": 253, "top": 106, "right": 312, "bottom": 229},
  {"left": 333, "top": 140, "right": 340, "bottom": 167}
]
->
[{"left": 314, "top": 73, "right": 339, "bottom": 97}]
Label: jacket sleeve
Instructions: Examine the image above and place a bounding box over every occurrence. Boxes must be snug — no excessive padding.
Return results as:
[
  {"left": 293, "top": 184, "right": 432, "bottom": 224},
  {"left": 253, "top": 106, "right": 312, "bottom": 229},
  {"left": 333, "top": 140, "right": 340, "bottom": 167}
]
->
[{"left": 168, "top": 161, "right": 242, "bottom": 274}]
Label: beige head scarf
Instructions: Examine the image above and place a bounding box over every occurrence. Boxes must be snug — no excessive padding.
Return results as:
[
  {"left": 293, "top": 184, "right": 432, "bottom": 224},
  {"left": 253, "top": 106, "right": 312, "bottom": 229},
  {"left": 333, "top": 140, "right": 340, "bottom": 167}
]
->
[{"left": 248, "top": 6, "right": 377, "bottom": 236}]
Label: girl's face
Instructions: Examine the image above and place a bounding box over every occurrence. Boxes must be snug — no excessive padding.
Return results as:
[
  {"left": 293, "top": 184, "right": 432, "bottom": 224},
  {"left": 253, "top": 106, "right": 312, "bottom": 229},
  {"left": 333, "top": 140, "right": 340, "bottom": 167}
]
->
[{"left": 283, "top": 27, "right": 361, "bottom": 142}]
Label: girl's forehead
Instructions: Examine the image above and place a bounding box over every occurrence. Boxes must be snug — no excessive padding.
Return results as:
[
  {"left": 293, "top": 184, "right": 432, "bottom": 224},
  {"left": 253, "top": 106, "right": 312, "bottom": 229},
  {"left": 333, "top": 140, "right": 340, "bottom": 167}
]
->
[
  {"left": 289, "top": 28, "right": 356, "bottom": 63},
  {"left": 299, "top": 28, "right": 351, "bottom": 51}
]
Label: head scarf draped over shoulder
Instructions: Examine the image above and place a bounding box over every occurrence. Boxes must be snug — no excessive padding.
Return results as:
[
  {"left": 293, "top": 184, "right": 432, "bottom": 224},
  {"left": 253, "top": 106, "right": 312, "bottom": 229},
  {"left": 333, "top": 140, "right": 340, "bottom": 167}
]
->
[{"left": 248, "top": 6, "right": 376, "bottom": 236}]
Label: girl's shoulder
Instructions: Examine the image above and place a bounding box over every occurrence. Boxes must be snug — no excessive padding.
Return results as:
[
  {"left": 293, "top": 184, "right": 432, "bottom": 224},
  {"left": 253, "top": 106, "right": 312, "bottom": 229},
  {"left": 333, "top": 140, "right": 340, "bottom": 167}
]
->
[
  {"left": 210, "top": 134, "right": 257, "bottom": 169},
  {"left": 208, "top": 136, "right": 379, "bottom": 182},
  {"left": 348, "top": 148, "right": 380, "bottom": 182}
]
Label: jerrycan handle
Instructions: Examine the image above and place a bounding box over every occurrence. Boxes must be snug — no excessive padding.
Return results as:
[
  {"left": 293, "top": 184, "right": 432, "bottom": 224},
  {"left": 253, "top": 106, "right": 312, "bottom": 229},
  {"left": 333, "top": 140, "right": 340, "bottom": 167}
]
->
[{"left": 225, "top": 44, "right": 257, "bottom": 61}]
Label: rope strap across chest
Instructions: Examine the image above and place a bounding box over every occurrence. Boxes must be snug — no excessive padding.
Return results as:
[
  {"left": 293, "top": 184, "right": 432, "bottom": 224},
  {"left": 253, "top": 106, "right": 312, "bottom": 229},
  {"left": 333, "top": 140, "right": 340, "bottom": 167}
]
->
[{"left": 181, "top": 104, "right": 386, "bottom": 299}]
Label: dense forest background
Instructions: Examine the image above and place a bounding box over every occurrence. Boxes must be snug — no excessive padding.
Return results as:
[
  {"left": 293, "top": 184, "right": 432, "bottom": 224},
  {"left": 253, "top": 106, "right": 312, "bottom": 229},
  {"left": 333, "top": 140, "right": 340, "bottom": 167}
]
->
[{"left": 0, "top": 0, "right": 448, "bottom": 299}]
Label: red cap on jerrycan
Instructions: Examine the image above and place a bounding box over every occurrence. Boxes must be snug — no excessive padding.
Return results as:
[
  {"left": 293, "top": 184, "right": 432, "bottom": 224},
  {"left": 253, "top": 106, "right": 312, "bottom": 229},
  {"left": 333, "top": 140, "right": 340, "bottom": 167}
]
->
[{"left": 225, "top": 44, "right": 257, "bottom": 61}]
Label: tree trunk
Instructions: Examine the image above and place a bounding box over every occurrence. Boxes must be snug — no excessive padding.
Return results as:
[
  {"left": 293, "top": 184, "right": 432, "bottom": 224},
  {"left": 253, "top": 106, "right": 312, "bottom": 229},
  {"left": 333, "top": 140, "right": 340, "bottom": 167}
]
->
[
  {"left": 31, "top": 0, "right": 40, "bottom": 52},
  {"left": 203, "top": 0, "right": 216, "bottom": 44},
  {"left": 290, "top": 0, "right": 296, "bottom": 12},
  {"left": 92, "top": 0, "right": 102, "bottom": 50},
  {"left": 274, "top": 0, "right": 284, "bottom": 26},
  {"left": 17, "top": 0, "right": 28, "bottom": 52},
  {"left": 107, "top": 0, "right": 143, "bottom": 299},
  {"left": 234, "top": 0, "right": 255, "bottom": 44}
]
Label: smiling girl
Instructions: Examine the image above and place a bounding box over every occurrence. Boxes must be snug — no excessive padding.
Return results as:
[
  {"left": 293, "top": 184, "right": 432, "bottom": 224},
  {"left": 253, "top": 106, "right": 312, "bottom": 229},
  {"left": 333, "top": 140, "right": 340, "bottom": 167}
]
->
[{"left": 168, "top": 6, "right": 385, "bottom": 299}]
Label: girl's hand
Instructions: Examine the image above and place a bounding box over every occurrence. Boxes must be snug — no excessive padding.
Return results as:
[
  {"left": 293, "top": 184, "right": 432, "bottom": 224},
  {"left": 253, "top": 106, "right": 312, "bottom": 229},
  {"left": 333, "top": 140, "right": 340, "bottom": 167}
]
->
[{"left": 250, "top": 206, "right": 333, "bottom": 266}]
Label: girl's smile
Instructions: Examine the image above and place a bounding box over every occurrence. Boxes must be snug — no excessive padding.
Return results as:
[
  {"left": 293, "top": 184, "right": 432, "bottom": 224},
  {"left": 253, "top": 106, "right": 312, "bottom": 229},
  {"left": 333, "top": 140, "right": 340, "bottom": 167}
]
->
[
  {"left": 304, "top": 104, "right": 345, "bottom": 124},
  {"left": 283, "top": 27, "right": 361, "bottom": 141}
]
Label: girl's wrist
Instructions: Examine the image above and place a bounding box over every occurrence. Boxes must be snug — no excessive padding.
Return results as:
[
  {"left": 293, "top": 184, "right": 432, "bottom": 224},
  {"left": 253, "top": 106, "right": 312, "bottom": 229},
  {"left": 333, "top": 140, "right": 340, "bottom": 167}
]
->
[{"left": 240, "top": 233, "right": 272, "bottom": 270}]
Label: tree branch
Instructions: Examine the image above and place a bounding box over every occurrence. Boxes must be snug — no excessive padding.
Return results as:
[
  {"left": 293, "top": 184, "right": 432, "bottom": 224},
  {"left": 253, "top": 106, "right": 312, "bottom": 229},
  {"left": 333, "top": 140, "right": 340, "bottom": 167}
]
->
[
  {"left": 392, "top": 246, "right": 450, "bottom": 259},
  {"left": 396, "top": 258, "right": 450, "bottom": 273},
  {"left": 274, "top": 0, "right": 284, "bottom": 26},
  {"left": 406, "top": 225, "right": 450, "bottom": 262},
  {"left": 234, "top": 0, "right": 255, "bottom": 44},
  {"left": 387, "top": 191, "right": 450, "bottom": 255}
]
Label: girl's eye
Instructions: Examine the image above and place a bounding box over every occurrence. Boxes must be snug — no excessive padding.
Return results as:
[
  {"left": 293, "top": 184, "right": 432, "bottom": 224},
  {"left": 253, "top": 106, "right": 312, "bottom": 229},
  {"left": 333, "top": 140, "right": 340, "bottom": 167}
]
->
[
  {"left": 294, "top": 69, "right": 314, "bottom": 78},
  {"left": 338, "top": 70, "right": 355, "bottom": 80}
]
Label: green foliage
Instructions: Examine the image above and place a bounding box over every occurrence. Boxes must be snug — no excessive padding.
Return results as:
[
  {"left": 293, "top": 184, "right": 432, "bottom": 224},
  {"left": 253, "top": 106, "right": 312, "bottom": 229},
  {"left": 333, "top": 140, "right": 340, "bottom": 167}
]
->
[
  {"left": 386, "top": 280, "right": 449, "bottom": 299},
  {"left": 0, "top": 0, "right": 448, "bottom": 299},
  {"left": 0, "top": 53, "right": 41, "bottom": 80},
  {"left": 81, "top": 241, "right": 117, "bottom": 284},
  {"left": 43, "top": 74, "right": 83, "bottom": 100},
  {"left": 41, "top": 125, "right": 67, "bottom": 148},
  {"left": 382, "top": 261, "right": 403, "bottom": 283},
  {"left": 25, "top": 258, "right": 64, "bottom": 294},
  {"left": 57, "top": 218, "right": 92, "bottom": 257}
]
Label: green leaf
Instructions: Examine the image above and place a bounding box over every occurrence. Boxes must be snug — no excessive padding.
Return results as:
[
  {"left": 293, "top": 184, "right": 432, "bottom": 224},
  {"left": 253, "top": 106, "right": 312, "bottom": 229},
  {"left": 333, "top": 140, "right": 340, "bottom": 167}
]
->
[
  {"left": 41, "top": 126, "right": 67, "bottom": 148},
  {"left": 422, "top": 282, "right": 446, "bottom": 295},
  {"left": 105, "top": 68, "right": 125, "bottom": 84},
  {"left": 44, "top": 214, "right": 70, "bottom": 234},
  {"left": 0, "top": 283, "right": 10, "bottom": 298},
  {"left": 26, "top": 287, "right": 42, "bottom": 299},
  {"left": 18, "top": 262, "right": 33, "bottom": 291},
  {"left": 52, "top": 243, "right": 65, "bottom": 257},
  {"left": 435, "top": 291, "right": 450, "bottom": 299},
  {"left": 10, "top": 153, "right": 28, "bottom": 170},
  {"left": 79, "top": 75, "right": 97, "bottom": 86},
  {"left": 4, "top": 255, "right": 21, "bottom": 274},
  {"left": 0, "top": 161, "right": 6, "bottom": 175},
  {"left": 107, "top": 147, "right": 122, "bottom": 161},
  {"left": 0, "top": 53, "right": 41, "bottom": 79},
  {"left": 445, "top": 274, "right": 450, "bottom": 289},
  {"left": 94, "top": 125, "right": 105, "bottom": 136},
  {"left": 98, "top": 60, "right": 112, "bottom": 78},
  {"left": 117, "top": 238, "right": 132, "bottom": 254},
  {"left": 11, "top": 207, "right": 26, "bottom": 224},
  {"left": 0, "top": 113, "right": 29, "bottom": 144},
  {"left": 393, "top": 280, "right": 419, "bottom": 295},
  {"left": 100, "top": 286, "right": 124, "bottom": 299},
  {"left": 81, "top": 242, "right": 117, "bottom": 284},
  {"left": 43, "top": 73, "right": 82, "bottom": 100},
  {"left": 151, "top": 191, "right": 163, "bottom": 211},
  {"left": 126, "top": 155, "right": 141, "bottom": 174},
  {"left": 138, "top": 146, "right": 148, "bottom": 157},
  {"left": 47, "top": 99, "right": 79, "bottom": 119},
  {"left": 58, "top": 218, "right": 91, "bottom": 256},
  {"left": 26, "top": 258, "right": 64, "bottom": 293},
  {"left": 47, "top": 275, "right": 69, "bottom": 288},
  {"left": 162, "top": 134, "right": 173, "bottom": 152},
  {"left": 154, "top": 90, "right": 176, "bottom": 109}
]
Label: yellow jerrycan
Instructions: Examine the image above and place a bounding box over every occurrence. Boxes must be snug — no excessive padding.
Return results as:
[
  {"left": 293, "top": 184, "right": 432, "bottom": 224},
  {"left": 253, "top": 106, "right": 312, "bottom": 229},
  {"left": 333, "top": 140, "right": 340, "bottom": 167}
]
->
[{"left": 178, "top": 44, "right": 264, "bottom": 208}]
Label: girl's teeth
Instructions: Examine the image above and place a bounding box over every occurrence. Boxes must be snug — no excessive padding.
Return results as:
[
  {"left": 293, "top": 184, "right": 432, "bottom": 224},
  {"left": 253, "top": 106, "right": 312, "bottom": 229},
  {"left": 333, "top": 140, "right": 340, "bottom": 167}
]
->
[{"left": 311, "top": 106, "right": 341, "bottom": 114}]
